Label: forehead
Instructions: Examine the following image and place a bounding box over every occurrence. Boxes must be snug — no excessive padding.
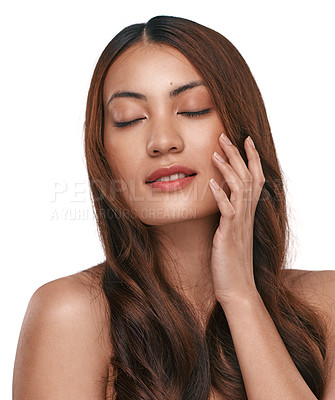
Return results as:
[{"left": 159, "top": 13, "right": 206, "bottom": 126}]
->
[{"left": 103, "top": 44, "right": 202, "bottom": 98}]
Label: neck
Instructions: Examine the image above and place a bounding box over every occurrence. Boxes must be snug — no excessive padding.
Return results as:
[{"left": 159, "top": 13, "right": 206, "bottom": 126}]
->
[{"left": 154, "top": 213, "right": 220, "bottom": 317}]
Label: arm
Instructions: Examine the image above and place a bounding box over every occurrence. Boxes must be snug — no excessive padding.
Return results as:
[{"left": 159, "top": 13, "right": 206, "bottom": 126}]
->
[
  {"left": 221, "top": 289, "right": 319, "bottom": 400},
  {"left": 13, "top": 274, "right": 112, "bottom": 400},
  {"left": 221, "top": 270, "right": 335, "bottom": 400},
  {"left": 209, "top": 134, "right": 330, "bottom": 399}
]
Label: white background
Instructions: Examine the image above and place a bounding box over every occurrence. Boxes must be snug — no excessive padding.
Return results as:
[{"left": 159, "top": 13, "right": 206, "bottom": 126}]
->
[{"left": 2, "top": 0, "right": 334, "bottom": 398}]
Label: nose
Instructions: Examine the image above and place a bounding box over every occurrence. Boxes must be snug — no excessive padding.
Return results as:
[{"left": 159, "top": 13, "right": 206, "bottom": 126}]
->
[{"left": 146, "top": 119, "right": 184, "bottom": 157}]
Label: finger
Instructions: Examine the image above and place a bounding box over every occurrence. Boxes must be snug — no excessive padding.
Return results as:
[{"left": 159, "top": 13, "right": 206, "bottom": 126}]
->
[
  {"left": 209, "top": 177, "right": 236, "bottom": 224},
  {"left": 219, "top": 133, "right": 253, "bottom": 191},
  {"left": 244, "top": 136, "right": 266, "bottom": 215},
  {"left": 212, "top": 152, "right": 252, "bottom": 221}
]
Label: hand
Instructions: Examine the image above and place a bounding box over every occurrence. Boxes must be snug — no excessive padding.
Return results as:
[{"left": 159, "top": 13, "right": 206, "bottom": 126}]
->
[{"left": 209, "top": 133, "right": 265, "bottom": 306}]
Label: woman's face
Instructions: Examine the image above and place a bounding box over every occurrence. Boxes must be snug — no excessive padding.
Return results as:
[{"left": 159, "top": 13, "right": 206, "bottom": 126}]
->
[{"left": 103, "top": 43, "right": 228, "bottom": 225}]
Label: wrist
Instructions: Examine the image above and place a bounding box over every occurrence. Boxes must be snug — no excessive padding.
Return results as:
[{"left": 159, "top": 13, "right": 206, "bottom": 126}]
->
[{"left": 218, "top": 286, "right": 261, "bottom": 310}]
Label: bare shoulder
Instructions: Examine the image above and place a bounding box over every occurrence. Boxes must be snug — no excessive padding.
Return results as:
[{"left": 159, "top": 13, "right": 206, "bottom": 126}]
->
[
  {"left": 283, "top": 268, "right": 335, "bottom": 313},
  {"left": 13, "top": 263, "right": 112, "bottom": 400},
  {"left": 284, "top": 268, "right": 335, "bottom": 397}
]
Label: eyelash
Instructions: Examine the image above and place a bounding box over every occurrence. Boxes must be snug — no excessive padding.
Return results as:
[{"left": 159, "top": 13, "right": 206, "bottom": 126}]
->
[
  {"left": 113, "top": 118, "right": 145, "bottom": 128},
  {"left": 113, "top": 108, "right": 212, "bottom": 128},
  {"left": 179, "top": 108, "right": 211, "bottom": 118}
]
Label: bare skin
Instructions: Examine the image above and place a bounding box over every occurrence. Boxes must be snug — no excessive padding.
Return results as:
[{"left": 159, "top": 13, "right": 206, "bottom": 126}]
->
[
  {"left": 13, "top": 267, "right": 112, "bottom": 400},
  {"left": 102, "top": 43, "right": 228, "bottom": 313},
  {"left": 13, "top": 44, "right": 335, "bottom": 399},
  {"left": 12, "top": 267, "right": 335, "bottom": 399}
]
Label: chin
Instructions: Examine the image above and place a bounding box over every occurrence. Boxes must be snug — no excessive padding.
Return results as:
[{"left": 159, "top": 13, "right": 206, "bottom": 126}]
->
[
  {"left": 133, "top": 202, "right": 220, "bottom": 226},
  {"left": 140, "top": 209, "right": 198, "bottom": 226}
]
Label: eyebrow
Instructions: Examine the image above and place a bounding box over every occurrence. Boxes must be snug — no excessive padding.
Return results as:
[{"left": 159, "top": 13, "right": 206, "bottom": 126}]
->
[
  {"left": 106, "top": 80, "right": 206, "bottom": 107},
  {"left": 170, "top": 80, "right": 205, "bottom": 97}
]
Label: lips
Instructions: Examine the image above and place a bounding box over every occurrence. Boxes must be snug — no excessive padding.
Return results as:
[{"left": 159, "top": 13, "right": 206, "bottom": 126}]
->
[{"left": 146, "top": 165, "right": 197, "bottom": 183}]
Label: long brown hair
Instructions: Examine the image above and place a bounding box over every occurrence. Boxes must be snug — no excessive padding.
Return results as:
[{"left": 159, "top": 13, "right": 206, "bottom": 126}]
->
[{"left": 85, "top": 16, "right": 327, "bottom": 399}]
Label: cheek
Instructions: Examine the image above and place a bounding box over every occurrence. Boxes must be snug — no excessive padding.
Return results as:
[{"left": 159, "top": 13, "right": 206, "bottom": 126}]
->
[
  {"left": 104, "top": 143, "right": 133, "bottom": 189},
  {"left": 191, "top": 116, "right": 225, "bottom": 153},
  {"left": 105, "top": 135, "right": 137, "bottom": 175}
]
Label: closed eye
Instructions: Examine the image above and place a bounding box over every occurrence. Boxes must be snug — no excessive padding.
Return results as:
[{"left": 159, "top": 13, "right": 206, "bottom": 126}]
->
[
  {"left": 113, "top": 108, "right": 211, "bottom": 128},
  {"left": 113, "top": 117, "right": 146, "bottom": 128},
  {"left": 178, "top": 108, "right": 212, "bottom": 117}
]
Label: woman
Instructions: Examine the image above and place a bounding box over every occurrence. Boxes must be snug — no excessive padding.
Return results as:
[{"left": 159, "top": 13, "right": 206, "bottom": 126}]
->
[{"left": 13, "top": 16, "right": 335, "bottom": 400}]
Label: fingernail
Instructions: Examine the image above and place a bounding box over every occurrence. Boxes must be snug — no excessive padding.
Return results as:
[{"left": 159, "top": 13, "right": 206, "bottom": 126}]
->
[
  {"left": 210, "top": 178, "right": 220, "bottom": 190},
  {"left": 247, "top": 136, "right": 255, "bottom": 148},
  {"left": 214, "top": 151, "right": 225, "bottom": 163},
  {"left": 220, "top": 133, "right": 232, "bottom": 145}
]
